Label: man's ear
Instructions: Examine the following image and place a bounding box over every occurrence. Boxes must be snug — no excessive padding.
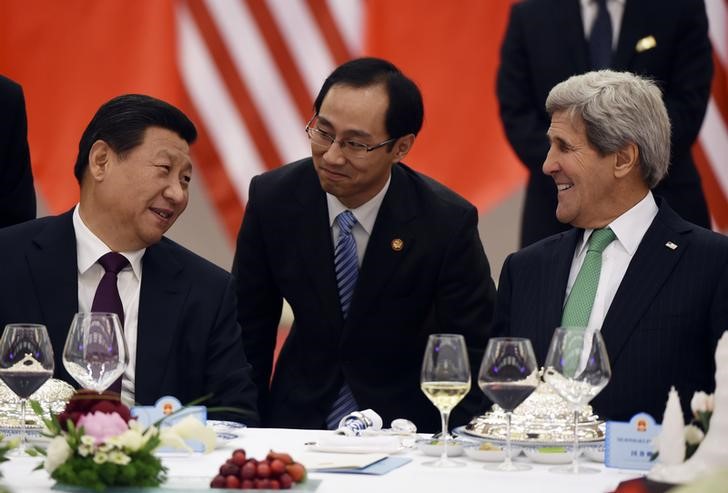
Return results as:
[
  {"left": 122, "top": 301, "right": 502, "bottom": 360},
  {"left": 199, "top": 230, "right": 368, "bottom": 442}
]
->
[
  {"left": 88, "top": 140, "right": 113, "bottom": 181},
  {"left": 391, "top": 134, "right": 415, "bottom": 163},
  {"left": 614, "top": 142, "right": 639, "bottom": 179}
]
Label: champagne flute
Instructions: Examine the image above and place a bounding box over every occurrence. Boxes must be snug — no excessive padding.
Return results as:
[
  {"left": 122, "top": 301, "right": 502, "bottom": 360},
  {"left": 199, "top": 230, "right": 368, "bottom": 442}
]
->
[
  {"left": 543, "top": 326, "right": 611, "bottom": 474},
  {"left": 478, "top": 337, "right": 539, "bottom": 471},
  {"left": 62, "top": 313, "right": 128, "bottom": 392},
  {"left": 0, "top": 324, "right": 55, "bottom": 454},
  {"left": 420, "top": 333, "right": 471, "bottom": 468}
]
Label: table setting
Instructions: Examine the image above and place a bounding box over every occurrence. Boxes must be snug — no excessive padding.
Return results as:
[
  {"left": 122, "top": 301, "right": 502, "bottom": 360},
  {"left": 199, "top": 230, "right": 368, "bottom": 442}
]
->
[{"left": 0, "top": 319, "right": 726, "bottom": 492}]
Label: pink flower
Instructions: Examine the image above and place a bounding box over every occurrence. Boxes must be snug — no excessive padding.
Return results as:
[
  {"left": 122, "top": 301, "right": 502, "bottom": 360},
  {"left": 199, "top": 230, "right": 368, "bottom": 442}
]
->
[{"left": 77, "top": 411, "right": 129, "bottom": 445}]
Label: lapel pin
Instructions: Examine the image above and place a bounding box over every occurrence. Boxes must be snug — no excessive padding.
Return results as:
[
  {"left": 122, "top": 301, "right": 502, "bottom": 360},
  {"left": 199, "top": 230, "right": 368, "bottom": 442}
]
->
[
  {"left": 391, "top": 238, "right": 404, "bottom": 251},
  {"left": 665, "top": 241, "right": 678, "bottom": 250},
  {"left": 635, "top": 35, "right": 656, "bottom": 53}
]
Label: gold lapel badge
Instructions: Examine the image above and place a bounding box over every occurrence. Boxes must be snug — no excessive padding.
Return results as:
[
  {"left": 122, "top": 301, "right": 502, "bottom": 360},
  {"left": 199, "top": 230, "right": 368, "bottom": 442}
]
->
[
  {"left": 391, "top": 238, "right": 404, "bottom": 251},
  {"left": 635, "top": 35, "right": 656, "bottom": 53},
  {"left": 665, "top": 241, "right": 678, "bottom": 250}
]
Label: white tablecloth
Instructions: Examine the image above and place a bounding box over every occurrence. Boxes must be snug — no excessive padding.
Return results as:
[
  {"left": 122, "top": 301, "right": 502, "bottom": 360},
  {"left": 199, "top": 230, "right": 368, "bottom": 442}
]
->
[{"left": 0, "top": 428, "right": 644, "bottom": 492}]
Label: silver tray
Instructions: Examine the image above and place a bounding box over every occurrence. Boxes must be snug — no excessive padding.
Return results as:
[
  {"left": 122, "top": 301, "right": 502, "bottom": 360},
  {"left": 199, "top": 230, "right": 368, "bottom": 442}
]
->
[
  {"left": 453, "top": 424, "right": 605, "bottom": 448},
  {"left": 0, "top": 378, "right": 74, "bottom": 429}
]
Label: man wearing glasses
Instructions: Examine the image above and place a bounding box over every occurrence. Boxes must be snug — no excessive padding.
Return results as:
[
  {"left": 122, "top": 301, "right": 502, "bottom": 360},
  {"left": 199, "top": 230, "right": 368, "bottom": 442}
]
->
[{"left": 233, "top": 57, "right": 496, "bottom": 431}]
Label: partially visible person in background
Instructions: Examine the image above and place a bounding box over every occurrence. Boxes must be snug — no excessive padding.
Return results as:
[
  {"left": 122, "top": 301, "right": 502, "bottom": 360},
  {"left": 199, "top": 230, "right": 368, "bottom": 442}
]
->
[
  {"left": 0, "top": 74, "right": 36, "bottom": 227},
  {"left": 497, "top": 0, "right": 713, "bottom": 247}
]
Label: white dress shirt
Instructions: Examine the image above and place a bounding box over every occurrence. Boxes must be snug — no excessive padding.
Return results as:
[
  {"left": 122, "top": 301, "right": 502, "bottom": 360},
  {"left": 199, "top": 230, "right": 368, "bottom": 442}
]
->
[
  {"left": 73, "top": 205, "right": 145, "bottom": 406},
  {"left": 564, "top": 192, "right": 658, "bottom": 331},
  {"left": 326, "top": 174, "right": 391, "bottom": 267},
  {"left": 580, "top": 0, "right": 626, "bottom": 50}
]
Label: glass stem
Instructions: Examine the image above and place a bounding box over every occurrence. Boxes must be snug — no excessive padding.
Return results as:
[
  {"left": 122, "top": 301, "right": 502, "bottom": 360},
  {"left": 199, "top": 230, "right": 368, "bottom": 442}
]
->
[
  {"left": 572, "top": 409, "right": 579, "bottom": 473},
  {"left": 504, "top": 411, "right": 513, "bottom": 468},
  {"left": 19, "top": 398, "right": 27, "bottom": 454},
  {"left": 440, "top": 410, "right": 450, "bottom": 464}
]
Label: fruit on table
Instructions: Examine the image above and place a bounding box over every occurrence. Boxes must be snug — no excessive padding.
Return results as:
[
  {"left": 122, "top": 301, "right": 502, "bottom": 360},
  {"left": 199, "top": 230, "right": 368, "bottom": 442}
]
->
[{"left": 210, "top": 448, "right": 307, "bottom": 490}]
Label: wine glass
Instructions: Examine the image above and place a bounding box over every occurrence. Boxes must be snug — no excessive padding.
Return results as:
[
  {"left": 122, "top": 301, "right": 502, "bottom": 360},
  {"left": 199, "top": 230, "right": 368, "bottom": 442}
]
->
[
  {"left": 0, "top": 324, "right": 55, "bottom": 454},
  {"left": 62, "top": 313, "right": 128, "bottom": 393},
  {"left": 420, "top": 333, "right": 471, "bottom": 468},
  {"left": 478, "top": 337, "right": 539, "bottom": 471},
  {"left": 543, "top": 326, "right": 611, "bottom": 474}
]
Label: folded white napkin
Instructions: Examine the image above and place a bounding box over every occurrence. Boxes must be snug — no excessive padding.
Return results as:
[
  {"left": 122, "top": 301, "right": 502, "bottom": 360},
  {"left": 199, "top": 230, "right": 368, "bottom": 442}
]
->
[{"left": 310, "top": 433, "right": 402, "bottom": 454}]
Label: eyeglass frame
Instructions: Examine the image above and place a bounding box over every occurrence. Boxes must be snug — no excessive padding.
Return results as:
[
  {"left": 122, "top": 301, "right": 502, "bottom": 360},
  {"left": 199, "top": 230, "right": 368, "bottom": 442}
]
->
[{"left": 305, "top": 115, "right": 398, "bottom": 156}]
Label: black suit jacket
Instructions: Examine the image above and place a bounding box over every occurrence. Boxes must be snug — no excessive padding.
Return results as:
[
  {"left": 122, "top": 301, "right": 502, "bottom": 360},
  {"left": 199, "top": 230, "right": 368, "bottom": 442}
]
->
[
  {"left": 0, "top": 210, "right": 259, "bottom": 425},
  {"left": 497, "top": 0, "right": 713, "bottom": 246},
  {"left": 233, "top": 159, "right": 496, "bottom": 432},
  {"left": 493, "top": 202, "right": 728, "bottom": 421},
  {"left": 0, "top": 75, "right": 36, "bottom": 227}
]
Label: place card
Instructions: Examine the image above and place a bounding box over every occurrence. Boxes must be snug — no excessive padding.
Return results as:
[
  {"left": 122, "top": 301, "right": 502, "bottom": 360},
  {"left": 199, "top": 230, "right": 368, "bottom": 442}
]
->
[{"left": 605, "top": 412, "right": 661, "bottom": 470}]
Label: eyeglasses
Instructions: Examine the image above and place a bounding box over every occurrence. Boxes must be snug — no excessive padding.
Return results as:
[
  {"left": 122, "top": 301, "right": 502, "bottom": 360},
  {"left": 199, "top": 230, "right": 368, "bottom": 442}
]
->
[{"left": 305, "top": 116, "right": 397, "bottom": 159}]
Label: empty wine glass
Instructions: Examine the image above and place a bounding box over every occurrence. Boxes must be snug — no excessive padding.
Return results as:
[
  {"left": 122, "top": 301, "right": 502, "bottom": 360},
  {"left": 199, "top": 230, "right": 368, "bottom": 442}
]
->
[
  {"left": 62, "top": 313, "right": 128, "bottom": 393},
  {"left": 0, "top": 324, "right": 55, "bottom": 454},
  {"left": 543, "top": 326, "right": 611, "bottom": 474},
  {"left": 478, "top": 337, "right": 539, "bottom": 471},
  {"left": 420, "top": 333, "right": 471, "bottom": 468}
]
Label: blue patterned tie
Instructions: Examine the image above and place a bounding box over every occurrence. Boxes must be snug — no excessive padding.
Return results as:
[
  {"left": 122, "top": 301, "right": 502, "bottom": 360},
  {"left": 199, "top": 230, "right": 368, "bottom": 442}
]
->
[
  {"left": 589, "top": 0, "right": 613, "bottom": 69},
  {"left": 326, "top": 211, "right": 360, "bottom": 429}
]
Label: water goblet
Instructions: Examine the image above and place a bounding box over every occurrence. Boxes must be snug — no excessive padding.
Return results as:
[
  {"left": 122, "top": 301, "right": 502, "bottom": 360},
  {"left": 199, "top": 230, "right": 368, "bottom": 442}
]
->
[
  {"left": 62, "top": 312, "right": 128, "bottom": 393},
  {"left": 420, "top": 333, "right": 471, "bottom": 468},
  {"left": 0, "top": 324, "right": 55, "bottom": 454},
  {"left": 478, "top": 337, "right": 539, "bottom": 471},
  {"left": 543, "top": 326, "right": 611, "bottom": 474}
]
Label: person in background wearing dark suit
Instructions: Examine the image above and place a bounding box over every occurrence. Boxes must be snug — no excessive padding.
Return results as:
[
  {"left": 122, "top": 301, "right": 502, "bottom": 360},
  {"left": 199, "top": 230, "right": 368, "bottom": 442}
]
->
[
  {"left": 0, "top": 75, "right": 36, "bottom": 227},
  {"left": 233, "top": 58, "right": 496, "bottom": 432},
  {"left": 494, "top": 70, "right": 728, "bottom": 422},
  {"left": 0, "top": 94, "right": 259, "bottom": 424},
  {"left": 498, "top": 0, "right": 713, "bottom": 247}
]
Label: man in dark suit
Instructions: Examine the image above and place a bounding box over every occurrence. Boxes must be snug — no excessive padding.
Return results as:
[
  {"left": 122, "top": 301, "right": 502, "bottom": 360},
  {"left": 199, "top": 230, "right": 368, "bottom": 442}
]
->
[
  {"left": 233, "top": 58, "right": 496, "bottom": 432},
  {"left": 0, "top": 75, "right": 36, "bottom": 227},
  {"left": 494, "top": 70, "right": 728, "bottom": 422},
  {"left": 0, "top": 94, "right": 259, "bottom": 424},
  {"left": 497, "top": 0, "right": 713, "bottom": 247}
]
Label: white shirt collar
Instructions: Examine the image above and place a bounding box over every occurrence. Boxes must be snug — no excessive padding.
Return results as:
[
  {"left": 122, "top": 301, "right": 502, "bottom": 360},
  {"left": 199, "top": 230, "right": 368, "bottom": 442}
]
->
[
  {"left": 576, "top": 191, "right": 658, "bottom": 257},
  {"left": 73, "top": 204, "right": 145, "bottom": 279},
  {"left": 326, "top": 173, "right": 392, "bottom": 235}
]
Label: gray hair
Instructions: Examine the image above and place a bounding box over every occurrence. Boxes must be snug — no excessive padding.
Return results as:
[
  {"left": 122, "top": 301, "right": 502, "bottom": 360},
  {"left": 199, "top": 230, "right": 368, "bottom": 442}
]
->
[{"left": 545, "top": 70, "right": 670, "bottom": 188}]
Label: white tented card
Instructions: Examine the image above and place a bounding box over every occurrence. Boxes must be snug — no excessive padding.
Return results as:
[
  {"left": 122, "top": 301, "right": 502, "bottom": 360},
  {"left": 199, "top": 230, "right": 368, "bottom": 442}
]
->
[
  {"left": 605, "top": 413, "right": 661, "bottom": 470},
  {"left": 131, "top": 396, "right": 207, "bottom": 452}
]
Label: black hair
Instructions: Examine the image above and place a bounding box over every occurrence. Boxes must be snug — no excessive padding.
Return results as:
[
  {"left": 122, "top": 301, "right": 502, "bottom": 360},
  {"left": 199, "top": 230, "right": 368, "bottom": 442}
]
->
[
  {"left": 313, "top": 57, "right": 424, "bottom": 140},
  {"left": 73, "top": 94, "right": 197, "bottom": 184}
]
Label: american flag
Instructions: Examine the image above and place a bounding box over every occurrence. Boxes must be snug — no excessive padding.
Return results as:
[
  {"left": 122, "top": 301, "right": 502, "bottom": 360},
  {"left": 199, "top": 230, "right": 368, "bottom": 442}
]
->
[{"left": 1, "top": 0, "right": 725, "bottom": 262}]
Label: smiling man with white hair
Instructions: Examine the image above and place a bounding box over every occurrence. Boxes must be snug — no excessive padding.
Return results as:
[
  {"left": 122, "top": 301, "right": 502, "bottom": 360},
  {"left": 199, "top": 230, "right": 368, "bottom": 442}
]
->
[{"left": 493, "top": 70, "right": 728, "bottom": 423}]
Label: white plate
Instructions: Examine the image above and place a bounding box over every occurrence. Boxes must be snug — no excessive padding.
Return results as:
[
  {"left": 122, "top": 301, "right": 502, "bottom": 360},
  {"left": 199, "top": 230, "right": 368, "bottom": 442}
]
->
[
  {"left": 524, "top": 446, "right": 579, "bottom": 464},
  {"left": 415, "top": 438, "right": 465, "bottom": 457},
  {"left": 305, "top": 442, "right": 405, "bottom": 454},
  {"left": 583, "top": 445, "right": 605, "bottom": 463}
]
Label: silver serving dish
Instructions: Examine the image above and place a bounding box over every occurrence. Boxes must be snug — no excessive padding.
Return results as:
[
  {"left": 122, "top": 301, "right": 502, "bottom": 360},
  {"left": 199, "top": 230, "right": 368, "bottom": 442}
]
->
[
  {"left": 0, "top": 378, "right": 74, "bottom": 430},
  {"left": 461, "top": 380, "right": 605, "bottom": 445}
]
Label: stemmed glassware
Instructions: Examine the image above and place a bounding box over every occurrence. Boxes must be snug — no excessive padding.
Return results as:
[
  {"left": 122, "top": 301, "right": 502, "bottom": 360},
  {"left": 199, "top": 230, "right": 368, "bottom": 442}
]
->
[
  {"left": 62, "top": 313, "right": 128, "bottom": 393},
  {"left": 543, "top": 326, "right": 611, "bottom": 474},
  {"left": 0, "top": 324, "right": 55, "bottom": 454},
  {"left": 478, "top": 337, "right": 539, "bottom": 471},
  {"left": 420, "top": 333, "right": 471, "bottom": 468}
]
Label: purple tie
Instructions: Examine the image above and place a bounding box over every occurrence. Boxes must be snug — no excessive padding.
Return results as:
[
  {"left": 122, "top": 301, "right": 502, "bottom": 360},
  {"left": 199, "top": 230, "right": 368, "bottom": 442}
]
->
[{"left": 91, "top": 252, "right": 129, "bottom": 394}]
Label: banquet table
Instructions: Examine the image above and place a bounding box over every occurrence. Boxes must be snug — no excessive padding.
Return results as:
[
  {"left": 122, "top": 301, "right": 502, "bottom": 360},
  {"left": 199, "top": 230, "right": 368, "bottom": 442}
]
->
[{"left": 0, "top": 428, "right": 644, "bottom": 492}]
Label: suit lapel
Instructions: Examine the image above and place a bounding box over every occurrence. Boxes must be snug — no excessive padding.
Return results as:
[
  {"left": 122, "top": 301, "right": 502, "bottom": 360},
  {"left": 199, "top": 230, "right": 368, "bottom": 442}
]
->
[
  {"left": 295, "top": 165, "right": 343, "bottom": 329},
  {"left": 611, "top": 0, "right": 646, "bottom": 69},
  {"left": 557, "top": 0, "right": 590, "bottom": 71},
  {"left": 601, "top": 205, "right": 690, "bottom": 364},
  {"left": 135, "top": 241, "right": 187, "bottom": 403},
  {"left": 346, "top": 165, "right": 416, "bottom": 325},
  {"left": 26, "top": 211, "right": 79, "bottom": 381}
]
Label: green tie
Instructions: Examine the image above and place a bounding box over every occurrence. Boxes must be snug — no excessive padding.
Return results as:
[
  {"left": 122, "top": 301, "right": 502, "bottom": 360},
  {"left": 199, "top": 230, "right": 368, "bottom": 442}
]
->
[{"left": 561, "top": 228, "right": 616, "bottom": 327}]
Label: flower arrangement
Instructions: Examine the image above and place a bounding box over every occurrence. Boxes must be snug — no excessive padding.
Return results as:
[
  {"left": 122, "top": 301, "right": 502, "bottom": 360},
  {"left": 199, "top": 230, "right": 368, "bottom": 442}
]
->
[
  {"left": 684, "top": 391, "right": 713, "bottom": 459},
  {"left": 30, "top": 390, "right": 216, "bottom": 492}
]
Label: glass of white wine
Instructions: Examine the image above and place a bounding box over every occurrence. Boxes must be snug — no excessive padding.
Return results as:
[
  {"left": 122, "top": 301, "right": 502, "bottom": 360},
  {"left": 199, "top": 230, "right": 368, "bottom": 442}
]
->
[
  {"left": 543, "top": 326, "right": 611, "bottom": 474},
  {"left": 420, "top": 333, "right": 471, "bottom": 468}
]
